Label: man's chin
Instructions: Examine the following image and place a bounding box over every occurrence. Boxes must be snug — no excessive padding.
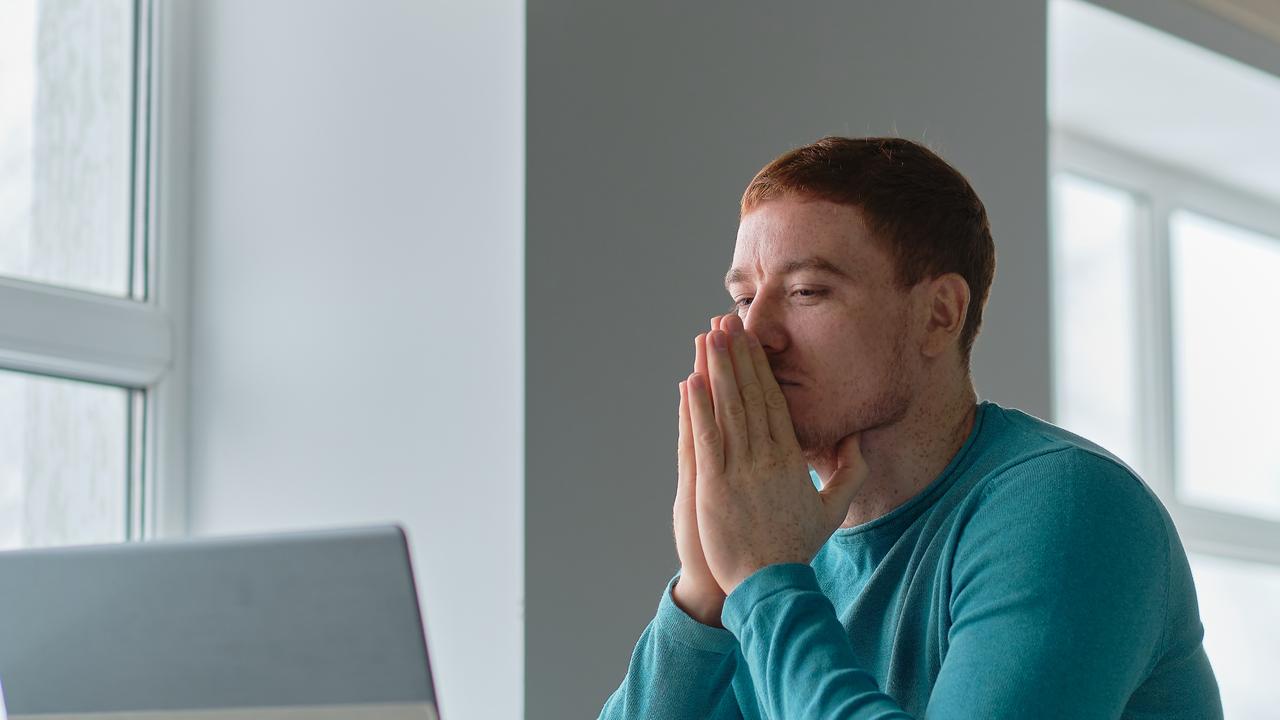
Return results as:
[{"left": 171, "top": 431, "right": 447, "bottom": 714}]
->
[
  {"left": 799, "top": 443, "right": 840, "bottom": 471},
  {"left": 793, "top": 412, "right": 865, "bottom": 460},
  {"left": 793, "top": 422, "right": 836, "bottom": 458}
]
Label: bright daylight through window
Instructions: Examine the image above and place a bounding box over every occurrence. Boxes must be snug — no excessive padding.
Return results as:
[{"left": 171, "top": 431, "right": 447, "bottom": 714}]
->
[
  {"left": 1169, "top": 210, "right": 1280, "bottom": 522},
  {"left": 1051, "top": 1, "right": 1280, "bottom": 717},
  {"left": 0, "top": 0, "right": 164, "bottom": 550}
]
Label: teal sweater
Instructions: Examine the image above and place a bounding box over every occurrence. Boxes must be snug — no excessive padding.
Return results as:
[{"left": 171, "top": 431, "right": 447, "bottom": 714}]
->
[{"left": 599, "top": 400, "right": 1221, "bottom": 719}]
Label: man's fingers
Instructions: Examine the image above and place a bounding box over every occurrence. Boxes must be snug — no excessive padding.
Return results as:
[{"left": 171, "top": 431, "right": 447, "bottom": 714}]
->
[
  {"left": 721, "top": 315, "right": 769, "bottom": 451},
  {"left": 694, "top": 333, "right": 708, "bottom": 381},
  {"left": 687, "top": 314, "right": 734, "bottom": 470},
  {"left": 706, "top": 328, "right": 748, "bottom": 468},
  {"left": 744, "top": 327, "right": 797, "bottom": 442},
  {"left": 687, "top": 372, "right": 724, "bottom": 476},
  {"left": 695, "top": 315, "right": 731, "bottom": 397},
  {"left": 818, "top": 432, "right": 869, "bottom": 529},
  {"left": 678, "top": 381, "right": 695, "bottom": 494}
]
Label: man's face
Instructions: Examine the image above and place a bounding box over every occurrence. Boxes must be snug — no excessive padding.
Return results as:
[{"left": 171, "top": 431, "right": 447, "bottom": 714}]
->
[{"left": 726, "top": 196, "right": 921, "bottom": 457}]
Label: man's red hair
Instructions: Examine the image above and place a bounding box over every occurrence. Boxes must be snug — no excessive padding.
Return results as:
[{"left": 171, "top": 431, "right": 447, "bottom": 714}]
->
[{"left": 741, "top": 137, "right": 996, "bottom": 368}]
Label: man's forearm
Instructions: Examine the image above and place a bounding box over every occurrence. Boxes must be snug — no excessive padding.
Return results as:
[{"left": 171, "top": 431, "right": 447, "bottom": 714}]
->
[
  {"left": 599, "top": 577, "right": 743, "bottom": 720},
  {"left": 724, "top": 564, "right": 913, "bottom": 719}
]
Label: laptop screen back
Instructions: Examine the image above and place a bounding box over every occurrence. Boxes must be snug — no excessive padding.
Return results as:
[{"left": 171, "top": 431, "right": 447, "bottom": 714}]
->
[{"left": 0, "top": 526, "right": 438, "bottom": 719}]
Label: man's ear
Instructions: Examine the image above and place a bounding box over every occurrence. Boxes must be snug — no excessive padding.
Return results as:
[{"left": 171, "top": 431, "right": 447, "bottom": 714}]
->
[{"left": 919, "top": 273, "right": 970, "bottom": 360}]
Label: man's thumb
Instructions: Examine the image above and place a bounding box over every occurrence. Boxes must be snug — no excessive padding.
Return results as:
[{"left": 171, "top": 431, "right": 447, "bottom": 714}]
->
[{"left": 818, "top": 432, "right": 869, "bottom": 527}]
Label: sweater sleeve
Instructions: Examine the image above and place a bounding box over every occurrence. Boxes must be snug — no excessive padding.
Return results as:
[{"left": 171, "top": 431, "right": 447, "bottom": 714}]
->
[
  {"left": 598, "top": 574, "right": 744, "bottom": 720},
  {"left": 927, "top": 449, "right": 1173, "bottom": 718},
  {"left": 721, "top": 449, "right": 1177, "bottom": 719}
]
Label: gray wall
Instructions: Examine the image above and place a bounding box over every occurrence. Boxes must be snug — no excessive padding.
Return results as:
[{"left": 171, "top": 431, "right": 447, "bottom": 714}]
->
[{"left": 526, "top": 2, "right": 1049, "bottom": 717}]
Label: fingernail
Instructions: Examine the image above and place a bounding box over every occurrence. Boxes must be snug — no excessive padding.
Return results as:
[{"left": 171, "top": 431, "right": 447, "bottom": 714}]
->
[
  {"left": 712, "top": 330, "right": 728, "bottom": 350},
  {"left": 690, "top": 373, "right": 706, "bottom": 389}
]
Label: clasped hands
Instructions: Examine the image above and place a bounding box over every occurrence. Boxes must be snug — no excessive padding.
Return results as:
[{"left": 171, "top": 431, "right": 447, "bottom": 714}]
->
[{"left": 672, "top": 313, "right": 869, "bottom": 626}]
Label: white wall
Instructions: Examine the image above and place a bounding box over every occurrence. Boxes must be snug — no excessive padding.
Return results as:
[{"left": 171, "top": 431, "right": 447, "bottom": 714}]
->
[{"left": 185, "top": 2, "right": 524, "bottom": 720}]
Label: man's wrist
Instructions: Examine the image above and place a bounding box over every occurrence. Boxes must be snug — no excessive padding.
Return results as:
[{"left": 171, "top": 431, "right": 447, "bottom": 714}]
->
[
  {"left": 722, "top": 563, "right": 820, "bottom": 635},
  {"left": 671, "top": 576, "right": 726, "bottom": 628}
]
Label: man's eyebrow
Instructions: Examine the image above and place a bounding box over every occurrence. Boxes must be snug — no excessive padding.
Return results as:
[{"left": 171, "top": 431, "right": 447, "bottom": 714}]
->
[{"left": 723, "top": 256, "right": 853, "bottom": 290}]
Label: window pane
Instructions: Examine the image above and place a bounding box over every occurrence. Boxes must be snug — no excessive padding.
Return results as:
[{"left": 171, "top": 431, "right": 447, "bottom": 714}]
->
[
  {"left": 1050, "top": 173, "right": 1144, "bottom": 475},
  {"left": 1170, "top": 211, "right": 1280, "bottom": 521},
  {"left": 1189, "top": 552, "right": 1280, "bottom": 719},
  {"left": 0, "top": 0, "right": 135, "bottom": 297},
  {"left": 0, "top": 369, "right": 130, "bottom": 550}
]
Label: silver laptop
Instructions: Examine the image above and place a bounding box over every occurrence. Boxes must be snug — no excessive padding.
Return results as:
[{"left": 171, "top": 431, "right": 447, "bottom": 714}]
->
[{"left": 0, "top": 525, "right": 439, "bottom": 719}]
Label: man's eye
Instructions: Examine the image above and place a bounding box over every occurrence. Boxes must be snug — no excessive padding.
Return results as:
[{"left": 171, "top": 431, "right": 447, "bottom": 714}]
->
[
  {"left": 792, "top": 288, "right": 827, "bottom": 299},
  {"left": 733, "top": 297, "right": 753, "bottom": 308}
]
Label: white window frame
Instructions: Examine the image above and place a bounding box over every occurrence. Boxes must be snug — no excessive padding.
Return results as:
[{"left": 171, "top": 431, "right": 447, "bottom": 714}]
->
[
  {"left": 1051, "top": 129, "right": 1280, "bottom": 567},
  {"left": 0, "top": 0, "right": 192, "bottom": 541}
]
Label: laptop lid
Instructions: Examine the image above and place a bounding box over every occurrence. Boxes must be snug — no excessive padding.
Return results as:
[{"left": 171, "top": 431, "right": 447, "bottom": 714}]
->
[{"left": 0, "top": 525, "right": 438, "bottom": 719}]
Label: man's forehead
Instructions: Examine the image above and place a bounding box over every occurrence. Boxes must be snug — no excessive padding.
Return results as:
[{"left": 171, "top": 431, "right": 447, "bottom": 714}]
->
[
  {"left": 723, "top": 254, "right": 856, "bottom": 289},
  {"left": 729, "top": 199, "right": 874, "bottom": 282}
]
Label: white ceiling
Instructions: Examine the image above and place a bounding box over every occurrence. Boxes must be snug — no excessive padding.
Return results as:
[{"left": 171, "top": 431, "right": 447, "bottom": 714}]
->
[
  {"left": 1192, "top": 0, "right": 1280, "bottom": 46},
  {"left": 1050, "top": 0, "right": 1280, "bottom": 203}
]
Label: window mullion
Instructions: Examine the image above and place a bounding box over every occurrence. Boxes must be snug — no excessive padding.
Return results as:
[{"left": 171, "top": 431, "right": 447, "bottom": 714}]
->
[
  {"left": 127, "top": 388, "right": 148, "bottom": 541},
  {"left": 1176, "top": 504, "right": 1280, "bottom": 566},
  {"left": 1142, "top": 189, "right": 1177, "bottom": 503},
  {"left": 142, "top": 0, "right": 194, "bottom": 540},
  {"left": 0, "top": 279, "right": 171, "bottom": 388},
  {"left": 130, "top": 0, "right": 153, "bottom": 301}
]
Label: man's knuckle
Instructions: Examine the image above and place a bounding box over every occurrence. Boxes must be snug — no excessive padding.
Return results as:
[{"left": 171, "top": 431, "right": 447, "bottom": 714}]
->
[
  {"left": 697, "top": 428, "right": 722, "bottom": 446},
  {"left": 765, "top": 389, "right": 788, "bottom": 409}
]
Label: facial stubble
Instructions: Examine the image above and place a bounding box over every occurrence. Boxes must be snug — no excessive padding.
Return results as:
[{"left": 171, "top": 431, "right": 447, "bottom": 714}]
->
[{"left": 795, "top": 326, "right": 913, "bottom": 465}]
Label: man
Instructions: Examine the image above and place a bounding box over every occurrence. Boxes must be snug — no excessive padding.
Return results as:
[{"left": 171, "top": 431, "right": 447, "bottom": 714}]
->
[{"left": 599, "top": 137, "right": 1222, "bottom": 718}]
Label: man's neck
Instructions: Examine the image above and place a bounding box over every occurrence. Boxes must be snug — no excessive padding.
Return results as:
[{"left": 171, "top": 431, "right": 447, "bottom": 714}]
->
[{"left": 811, "top": 381, "right": 979, "bottom": 530}]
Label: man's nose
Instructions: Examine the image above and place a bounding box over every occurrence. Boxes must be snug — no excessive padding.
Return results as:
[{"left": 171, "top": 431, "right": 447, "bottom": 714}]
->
[{"left": 741, "top": 297, "right": 786, "bottom": 354}]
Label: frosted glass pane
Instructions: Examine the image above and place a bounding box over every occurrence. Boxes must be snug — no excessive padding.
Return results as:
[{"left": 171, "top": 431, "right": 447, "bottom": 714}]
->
[
  {"left": 1189, "top": 553, "right": 1280, "bottom": 718},
  {"left": 1050, "top": 173, "right": 1144, "bottom": 474},
  {"left": 0, "top": 0, "right": 135, "bottom": 297},
  {"left": 0, "top": 368, "right": 129, "bottom": 550},
  {"left": 1170, "top": 211, "right": 1280, "bottom": 521}
]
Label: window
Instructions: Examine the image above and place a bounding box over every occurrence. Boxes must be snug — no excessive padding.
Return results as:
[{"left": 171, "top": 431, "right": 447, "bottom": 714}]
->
[
  {"left": 1189, "top": 553, "right": 1280, "bottom": 716},
  {"left": 0, "top": 0, "right": 187, "bottom": 548},
  {"left": 1169, "top": 210, "right": 1280, "bottom": 522},
  {"left": 0, "top": 370, "right": 135, "bottom": 550},
  {"left": 0, "top": 0, "right": 135, "bottom": 298},
  {"left": 1051, "top": 1, "right": 1280, "bottom": 715},
  {"left": 1049, "top": 174, "right": 1143, "bottom": 477}
]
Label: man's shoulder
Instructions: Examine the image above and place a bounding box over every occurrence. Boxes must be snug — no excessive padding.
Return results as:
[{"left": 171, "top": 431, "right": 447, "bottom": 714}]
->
[
  {"left": 975, "top": 401, "right": 1137, "bottom": 473},
  {"left": 956, "top": 402, "right": 1173, "bottom": 547},
  {"left": 972, "top": 402, "right": 1152, "bottom": 498}
]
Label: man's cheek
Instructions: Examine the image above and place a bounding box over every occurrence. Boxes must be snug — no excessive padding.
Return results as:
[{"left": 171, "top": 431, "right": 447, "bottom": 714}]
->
[{"left": 784, "top": 389, "right": 815, "bottom": 423}]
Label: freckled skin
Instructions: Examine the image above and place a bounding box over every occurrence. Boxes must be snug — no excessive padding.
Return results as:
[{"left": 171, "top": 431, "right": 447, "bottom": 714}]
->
[
  {"left": 675, "top": 195, "right": 978, "bottom": 603},
  {"left": 728, "top": 196, "right": 977, "bottom": 529}
]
